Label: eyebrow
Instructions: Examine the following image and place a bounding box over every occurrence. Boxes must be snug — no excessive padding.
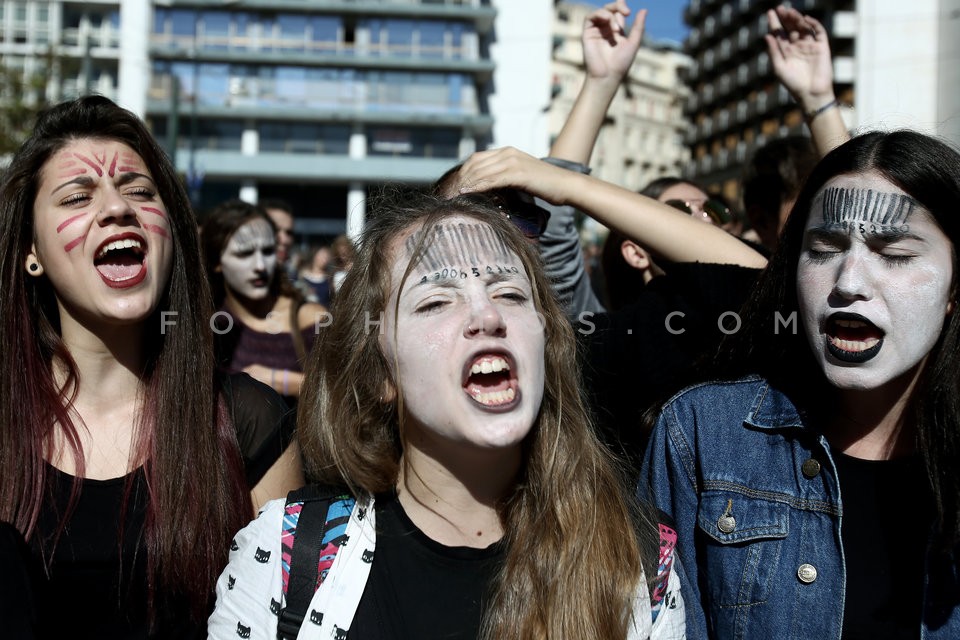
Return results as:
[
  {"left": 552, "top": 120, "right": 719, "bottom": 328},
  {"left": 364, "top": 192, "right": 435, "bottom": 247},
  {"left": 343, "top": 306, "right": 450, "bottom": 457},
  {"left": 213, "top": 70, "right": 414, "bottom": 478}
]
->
[
  {"left": 51, "top": 171, "right": 156, "bottom": 195},
  {"left": 806, "top": 225, "right": 926, "bottom": 244}
]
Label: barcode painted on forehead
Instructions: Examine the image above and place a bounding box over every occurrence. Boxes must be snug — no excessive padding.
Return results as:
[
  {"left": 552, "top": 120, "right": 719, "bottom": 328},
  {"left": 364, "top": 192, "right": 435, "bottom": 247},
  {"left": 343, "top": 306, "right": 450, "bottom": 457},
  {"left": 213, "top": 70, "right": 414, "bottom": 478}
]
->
[
  {"left": 405, "top": 222, "right": 514, "bottom": 272},
  {"left": 818, "top": 187, "right": 919, "bottom": 226}
]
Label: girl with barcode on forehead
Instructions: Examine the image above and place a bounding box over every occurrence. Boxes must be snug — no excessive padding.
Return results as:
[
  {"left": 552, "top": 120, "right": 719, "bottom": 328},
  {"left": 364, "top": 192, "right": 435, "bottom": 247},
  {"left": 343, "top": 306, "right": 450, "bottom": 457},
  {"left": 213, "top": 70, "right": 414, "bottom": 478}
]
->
[
  {"left": 642, "top": 130, "right": 960, "bottom": 639},
  {"left": 209, "top": 189, "right": 686, "bottom": 639}
]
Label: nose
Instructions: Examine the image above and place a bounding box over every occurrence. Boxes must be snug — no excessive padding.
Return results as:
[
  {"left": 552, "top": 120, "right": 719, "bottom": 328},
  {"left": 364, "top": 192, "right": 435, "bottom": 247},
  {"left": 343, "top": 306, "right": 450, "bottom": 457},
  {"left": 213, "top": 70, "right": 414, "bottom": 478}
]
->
[
  {"left": 253, "top": 250, "right": 266, "bottom": 271},
  {"left": 96, "top": 188, "right": 137, "bottom": 226},
  {"left": 832, "top": 251, "right": 873, "bottom": 301},
  {"left": 464, "top": 298, "right": 506, "bottom": 338}
]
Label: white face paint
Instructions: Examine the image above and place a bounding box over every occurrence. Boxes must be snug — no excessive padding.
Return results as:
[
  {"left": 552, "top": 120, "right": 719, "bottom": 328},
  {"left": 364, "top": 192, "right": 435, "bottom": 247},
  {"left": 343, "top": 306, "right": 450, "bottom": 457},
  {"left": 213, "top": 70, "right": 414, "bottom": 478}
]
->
[
  {"left": 220, "top": 217, "right": 277, "bottom": 301},
  {"left": 797, "top": 171, "right": 955, "bottom": 392},
  {"left": 380, "top": 216, "right": 546, "bottom": 454}
]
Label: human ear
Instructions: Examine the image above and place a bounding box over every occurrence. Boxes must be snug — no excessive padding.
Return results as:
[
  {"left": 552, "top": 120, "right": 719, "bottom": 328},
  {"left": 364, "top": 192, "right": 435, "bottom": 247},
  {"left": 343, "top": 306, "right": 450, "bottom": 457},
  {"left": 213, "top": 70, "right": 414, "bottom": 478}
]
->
[
  {"left": 25, "top": 244, "right": 44, "bottom": 277},
  {"left": 620, "top": 240, "right": 651, "bottom": 271}
]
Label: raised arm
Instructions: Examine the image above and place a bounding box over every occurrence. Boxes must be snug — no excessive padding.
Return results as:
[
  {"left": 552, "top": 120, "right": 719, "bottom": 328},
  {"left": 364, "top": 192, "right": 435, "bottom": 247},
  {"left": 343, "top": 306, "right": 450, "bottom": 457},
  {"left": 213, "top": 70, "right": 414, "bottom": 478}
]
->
[
  {"left": 551, "top": 1, "right": 646, "bottom": 164},
  {"left": 456, "top": 147, "right": 767, "bottom": 269},
  {"left": 537, "top": 3, "right": 647, "bottom": 318},
  {"left": 766, "top": 5, "right": 850, "bottom": 156}
]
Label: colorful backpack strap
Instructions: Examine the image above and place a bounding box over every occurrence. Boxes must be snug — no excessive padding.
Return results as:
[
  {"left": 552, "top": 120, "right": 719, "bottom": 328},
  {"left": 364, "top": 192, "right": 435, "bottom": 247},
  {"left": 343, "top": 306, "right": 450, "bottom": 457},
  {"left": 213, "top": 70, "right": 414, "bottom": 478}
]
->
[
  {"left": 650, "top": 510, "right": 679, "bottom": 624},
  {"left": 277, "top": 485, "right": 354, "bottom": 640}
]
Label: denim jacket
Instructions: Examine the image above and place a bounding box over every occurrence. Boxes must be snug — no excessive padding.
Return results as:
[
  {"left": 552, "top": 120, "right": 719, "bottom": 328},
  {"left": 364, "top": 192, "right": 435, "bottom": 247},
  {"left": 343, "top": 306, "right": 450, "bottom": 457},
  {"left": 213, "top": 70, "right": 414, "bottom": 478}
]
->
[{"left": 640, "top": 375, "right": 960, "bottom": 640}]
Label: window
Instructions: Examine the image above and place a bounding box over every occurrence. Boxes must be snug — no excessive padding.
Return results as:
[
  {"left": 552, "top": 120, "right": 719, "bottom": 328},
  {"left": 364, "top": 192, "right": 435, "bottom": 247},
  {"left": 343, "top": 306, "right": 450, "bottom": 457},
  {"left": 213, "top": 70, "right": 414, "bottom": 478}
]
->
[
  {"left": 258, "top": 122, "right": 350, "bottom": 154},
  {"left": 368, "top": 127, "right": 459, "bottom": 158}
]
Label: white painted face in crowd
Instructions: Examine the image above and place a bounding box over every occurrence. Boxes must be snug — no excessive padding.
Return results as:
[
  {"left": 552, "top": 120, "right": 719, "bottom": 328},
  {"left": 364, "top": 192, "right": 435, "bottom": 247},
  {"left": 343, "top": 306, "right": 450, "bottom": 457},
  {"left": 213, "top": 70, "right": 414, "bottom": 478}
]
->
[
  {"left": 220, "top": 217, "right": 277, "bottom": 301},
  {"left": 380, "top": 216, "right": 546, "bottom": 454},
  {"left": 797, "top": 171, "right": 955, "bottom": 391}
]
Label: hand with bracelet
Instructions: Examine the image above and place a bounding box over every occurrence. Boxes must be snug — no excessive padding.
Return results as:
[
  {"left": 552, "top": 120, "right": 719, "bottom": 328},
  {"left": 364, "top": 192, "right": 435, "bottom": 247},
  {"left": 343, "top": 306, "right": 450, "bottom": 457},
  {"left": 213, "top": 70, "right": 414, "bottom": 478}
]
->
[{"left": 765, "top": 5, "right": 850, "bottom": 155}]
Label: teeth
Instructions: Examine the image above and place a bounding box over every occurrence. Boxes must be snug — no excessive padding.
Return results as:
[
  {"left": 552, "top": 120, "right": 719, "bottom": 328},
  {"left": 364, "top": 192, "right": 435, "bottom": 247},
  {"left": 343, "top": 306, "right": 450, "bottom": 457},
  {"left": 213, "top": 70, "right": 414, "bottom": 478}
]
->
[
  {"left": 470, "top": 357, "right": 510, "bottom": 376},
  {"left": 471, "top": 387, "right": 516, "bottom": 406},
  {"left": 829, "top": 336, "right": 880, "bottom": 352},
  {"left": 96, "top": 238, "right": 143, "bottom": 259}
]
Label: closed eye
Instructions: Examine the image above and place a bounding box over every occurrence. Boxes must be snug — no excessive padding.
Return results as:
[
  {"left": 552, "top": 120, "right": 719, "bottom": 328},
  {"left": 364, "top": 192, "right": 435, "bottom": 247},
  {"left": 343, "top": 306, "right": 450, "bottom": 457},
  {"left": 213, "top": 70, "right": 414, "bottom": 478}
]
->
[
  {"left": 415, "top": 299, "right": 448, "bottom": 314},
  {"left": 60, "top": 193, "right": 91, "bottom": 207}
]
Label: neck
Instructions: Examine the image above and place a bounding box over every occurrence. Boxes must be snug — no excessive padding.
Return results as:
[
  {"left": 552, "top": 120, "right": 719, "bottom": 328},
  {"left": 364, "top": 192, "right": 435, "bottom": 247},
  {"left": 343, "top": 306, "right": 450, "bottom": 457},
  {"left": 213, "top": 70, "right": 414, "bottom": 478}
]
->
[
  {"left": 57, "top": 319, "right": 146, "bottom": 404},
  {"left": 224, "top": 288, "right": 279, "bottom": 321},
  {"left": 397, "top": 439, "right": 520, "bottom": 549},
  {"left": 826, "top": 376, "right": 920, "bottom": 460}
]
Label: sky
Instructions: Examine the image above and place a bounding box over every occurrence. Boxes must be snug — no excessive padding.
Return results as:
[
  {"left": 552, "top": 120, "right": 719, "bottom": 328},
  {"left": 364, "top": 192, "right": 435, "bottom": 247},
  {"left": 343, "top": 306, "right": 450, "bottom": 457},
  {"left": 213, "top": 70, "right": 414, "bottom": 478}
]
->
[{"left": 578, "top": 0, "right": 689, "bottom": 45}]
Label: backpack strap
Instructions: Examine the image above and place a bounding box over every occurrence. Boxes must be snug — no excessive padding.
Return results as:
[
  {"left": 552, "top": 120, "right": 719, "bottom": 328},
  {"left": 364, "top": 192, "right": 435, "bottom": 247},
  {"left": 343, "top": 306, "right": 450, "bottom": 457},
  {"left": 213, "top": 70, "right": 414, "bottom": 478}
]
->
[
  {"left": 650, "top": 510, "right": 679, "bottom": 624},
  {"left": 277, "top": 485, "right": 353, "bottom": 640}
]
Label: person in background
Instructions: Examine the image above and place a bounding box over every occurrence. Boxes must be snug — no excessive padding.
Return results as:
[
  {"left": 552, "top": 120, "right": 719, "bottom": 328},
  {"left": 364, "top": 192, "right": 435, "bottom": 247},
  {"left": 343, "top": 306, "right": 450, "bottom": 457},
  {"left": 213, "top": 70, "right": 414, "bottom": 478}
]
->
[
  {"left": 297, "top": 244, "right": 333, "bottom": 307},
  {"left": 209, "top": 189, "right": 685, "bottom": 639},
  {"left": 741, "top": 135, "right": 818, "bottom": 253},
  {"left": 0, "top": 95, "right": 301, "bottom": 639},
  {"left": 329, "top": 232, "right": 356, "bottom": 293},
  {"left": 261, "top": 197, "right": 296, "bottom": 273},
  {"left": 201, "top": 199, "right": 326, "bottom": 408}
]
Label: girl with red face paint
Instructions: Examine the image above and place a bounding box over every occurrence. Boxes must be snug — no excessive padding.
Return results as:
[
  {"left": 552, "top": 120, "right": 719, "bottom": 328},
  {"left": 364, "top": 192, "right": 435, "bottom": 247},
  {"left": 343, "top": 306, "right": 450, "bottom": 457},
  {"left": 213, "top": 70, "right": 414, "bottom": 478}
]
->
[{"left": 0, "top": 96, "right": 303, "bottom": 638}]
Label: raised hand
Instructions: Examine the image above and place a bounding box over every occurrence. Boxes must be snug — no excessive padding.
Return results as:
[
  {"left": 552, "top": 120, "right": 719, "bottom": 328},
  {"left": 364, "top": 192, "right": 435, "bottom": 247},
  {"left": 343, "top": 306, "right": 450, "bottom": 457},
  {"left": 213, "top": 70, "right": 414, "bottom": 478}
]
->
[
  {"left": 765, "top": 5, "right": 835, "bottom": 109},
  {"left": 582, "top": 1, "right": 647, "bottom": 83}
]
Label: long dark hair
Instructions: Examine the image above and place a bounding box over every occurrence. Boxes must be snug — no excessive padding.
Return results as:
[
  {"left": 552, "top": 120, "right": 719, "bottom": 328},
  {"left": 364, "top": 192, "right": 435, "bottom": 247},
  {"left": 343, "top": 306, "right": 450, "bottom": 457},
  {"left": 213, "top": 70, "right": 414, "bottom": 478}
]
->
[
  {"left": 712, "top": 130, "right": 960, "bottom": 552},
  {"left": 0, "top": 95, "right": 249, "bottom": 619}
]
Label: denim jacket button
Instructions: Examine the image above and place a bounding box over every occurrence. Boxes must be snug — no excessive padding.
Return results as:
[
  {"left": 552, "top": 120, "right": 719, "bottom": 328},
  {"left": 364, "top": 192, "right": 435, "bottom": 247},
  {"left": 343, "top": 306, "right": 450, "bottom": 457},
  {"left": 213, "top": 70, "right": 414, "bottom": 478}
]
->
[
  {"left": 801, "top": 458, "right": 821, "bottom": 478},
  {"left": 797, "top": 563, "right": 818, "bottom": 583},
  {"left": 717, "top": 514, "right": 736, "bottom": 533}
]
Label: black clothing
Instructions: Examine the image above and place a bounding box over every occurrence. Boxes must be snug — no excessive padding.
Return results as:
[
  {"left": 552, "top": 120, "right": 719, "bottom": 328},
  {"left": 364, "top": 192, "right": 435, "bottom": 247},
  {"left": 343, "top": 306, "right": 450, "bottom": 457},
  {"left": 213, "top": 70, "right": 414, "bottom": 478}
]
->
[
  {"left": 350, "top": 492, "right": 505, "bottom": 640},
  {"left": 582, "top": 262, "right": 760, "bottom": 469},
  {"left": 834, "top": 452, "right": 933, "bottom": 640},
  {"left": 0, "top": 521, "right": 35, "bottom": 639},
  {"left": 29, "top": 373, "right": 292, "bottom": 639}
]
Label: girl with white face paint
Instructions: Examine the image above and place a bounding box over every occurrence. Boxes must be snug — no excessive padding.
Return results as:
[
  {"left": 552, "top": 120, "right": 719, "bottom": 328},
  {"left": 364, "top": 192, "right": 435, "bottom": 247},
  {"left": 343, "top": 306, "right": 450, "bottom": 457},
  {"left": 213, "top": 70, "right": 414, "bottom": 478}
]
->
[
  {"left": 641, "top": 130, "right": 960, "bottom": 640},
  {"left": 201, "top": 199, "right": 327, "bottom": 405},
  {"left": 209, "top": 191, "right": 686, "bottom": 640}
]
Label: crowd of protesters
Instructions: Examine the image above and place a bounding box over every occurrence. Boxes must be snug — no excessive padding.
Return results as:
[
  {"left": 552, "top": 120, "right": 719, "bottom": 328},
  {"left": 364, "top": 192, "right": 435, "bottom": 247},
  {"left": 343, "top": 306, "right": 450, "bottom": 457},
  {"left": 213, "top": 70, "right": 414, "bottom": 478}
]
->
[{"left": 1, "top": 2, "right": 959, "bottom": 639}]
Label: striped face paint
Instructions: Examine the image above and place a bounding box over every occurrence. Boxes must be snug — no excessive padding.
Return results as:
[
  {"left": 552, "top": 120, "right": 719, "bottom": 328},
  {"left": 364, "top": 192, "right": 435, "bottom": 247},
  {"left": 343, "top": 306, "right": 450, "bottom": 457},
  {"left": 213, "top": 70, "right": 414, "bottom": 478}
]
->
[
  {"left": 797, "top": 171, "right": 954, "bottom": 394},
  {"left": 31, "top": 138, "right": 174, "bottom": 329}
]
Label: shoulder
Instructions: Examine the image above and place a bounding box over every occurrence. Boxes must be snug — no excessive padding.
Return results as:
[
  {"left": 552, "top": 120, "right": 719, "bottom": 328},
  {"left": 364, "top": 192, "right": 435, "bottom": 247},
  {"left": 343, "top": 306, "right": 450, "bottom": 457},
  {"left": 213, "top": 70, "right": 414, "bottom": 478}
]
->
[
  {"left": 297, "top": 302, "right": 327, "bottom": 329},
  {"left": 222, "top": 372, "right": 288, "bottom": 421},
  {"left": 661, "top": 374, "right": 769, "bottom": 410}
]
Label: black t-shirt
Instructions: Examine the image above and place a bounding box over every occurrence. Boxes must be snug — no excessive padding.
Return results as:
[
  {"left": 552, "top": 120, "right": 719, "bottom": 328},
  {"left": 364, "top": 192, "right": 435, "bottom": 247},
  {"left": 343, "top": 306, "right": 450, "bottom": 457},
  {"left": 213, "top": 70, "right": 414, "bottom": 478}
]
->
[
  {"left": 28, "top": 373, "right": 293, "bottom": 640},
  {"left": 582, "top": 262, "right": 760, "bottom": 469},
  {"left": 349, "top": 492, "right": 505, "bottom": 640},
  {"left": 834, "top": 452, "right": 933, "bottom": 639}
]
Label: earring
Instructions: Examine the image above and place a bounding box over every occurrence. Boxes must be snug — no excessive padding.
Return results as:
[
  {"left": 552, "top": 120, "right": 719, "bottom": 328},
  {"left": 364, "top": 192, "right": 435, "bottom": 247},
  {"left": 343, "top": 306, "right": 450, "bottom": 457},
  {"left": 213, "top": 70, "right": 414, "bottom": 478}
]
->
[{"left": 25, "top": 255, "right": 43, "bottom": 276}]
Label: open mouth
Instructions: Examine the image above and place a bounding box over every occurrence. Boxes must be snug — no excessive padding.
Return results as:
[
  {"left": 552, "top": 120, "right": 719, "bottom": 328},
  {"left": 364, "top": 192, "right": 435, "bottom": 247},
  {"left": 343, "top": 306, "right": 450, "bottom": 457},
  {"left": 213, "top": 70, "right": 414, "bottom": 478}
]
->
[
  {"left": 825, "top": 313, "right": 884, "bottom": 363},
  {"left": 94, "top": 234, "right": 147, "bottom": 289},
  {"left": 462, "top": 353, "right": 519, "bottom": 409}
]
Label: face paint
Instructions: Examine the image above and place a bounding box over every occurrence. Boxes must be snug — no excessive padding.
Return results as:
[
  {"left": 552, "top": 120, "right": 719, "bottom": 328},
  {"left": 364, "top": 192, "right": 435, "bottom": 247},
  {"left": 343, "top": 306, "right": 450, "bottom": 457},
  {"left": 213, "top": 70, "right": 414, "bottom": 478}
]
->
[
  {"left": 31, "top": 138, "right": 173, "bottom": 331},
  {"left": 220, "top": 217, "right": 277, "bottom": 301},
  {"left": 797, "top": 172, "right": 954, "bottom": 392},
  {"left": 381, "top": 216, "right": 546, "bottom": 453}
]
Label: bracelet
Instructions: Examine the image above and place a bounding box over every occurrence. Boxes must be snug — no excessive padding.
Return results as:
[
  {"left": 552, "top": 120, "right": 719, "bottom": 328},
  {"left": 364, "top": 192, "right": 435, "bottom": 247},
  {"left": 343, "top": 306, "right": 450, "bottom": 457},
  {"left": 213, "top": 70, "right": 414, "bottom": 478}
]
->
[
  {"left": 805, "top": 98, "right": 839, "bottom": 121},
  {"left": 282, "top": 369, "right": 289, "bottom": 396}
]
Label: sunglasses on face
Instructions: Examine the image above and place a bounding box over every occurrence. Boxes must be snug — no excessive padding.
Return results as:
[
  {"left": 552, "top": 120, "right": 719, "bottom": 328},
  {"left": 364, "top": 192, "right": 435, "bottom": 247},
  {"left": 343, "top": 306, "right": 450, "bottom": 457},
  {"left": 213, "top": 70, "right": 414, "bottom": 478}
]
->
[
  {"left": 489, "top": 189, "right": 551, "bottom": 239},
  {"left": 665, "top": 198, "right": 733, "bottom": 226}
]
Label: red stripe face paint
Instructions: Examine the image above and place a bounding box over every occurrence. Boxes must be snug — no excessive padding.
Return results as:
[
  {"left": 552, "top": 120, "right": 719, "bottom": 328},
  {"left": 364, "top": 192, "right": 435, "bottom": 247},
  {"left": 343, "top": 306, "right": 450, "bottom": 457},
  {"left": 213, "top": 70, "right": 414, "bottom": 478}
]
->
[{"left": 30, "top": 138, "right": 176, "bottom": 330}]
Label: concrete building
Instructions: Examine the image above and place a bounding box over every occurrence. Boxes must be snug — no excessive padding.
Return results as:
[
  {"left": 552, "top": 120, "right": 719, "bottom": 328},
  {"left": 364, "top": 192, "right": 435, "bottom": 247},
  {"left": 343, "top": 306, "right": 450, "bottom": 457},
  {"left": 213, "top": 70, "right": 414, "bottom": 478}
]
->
[
  {"left": 0, "top": 0, "right": 560, "bottom": 240},
  {"left": 549, "top": 1, "right": 692, "bottom": 193},
  {"left": 683, "top": 0, "right": 960, "bottom": 203}
]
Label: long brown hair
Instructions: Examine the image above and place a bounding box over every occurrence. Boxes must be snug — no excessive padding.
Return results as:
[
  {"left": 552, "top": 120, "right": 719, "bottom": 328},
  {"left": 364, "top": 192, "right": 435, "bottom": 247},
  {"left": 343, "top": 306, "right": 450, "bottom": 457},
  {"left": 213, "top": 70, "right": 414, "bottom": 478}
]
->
[
  {"left": 298, "top": 189, "right": 656, "bottom": 638},
  {"left": 0, "top": 96, "right": 249, "bottom": 619}
]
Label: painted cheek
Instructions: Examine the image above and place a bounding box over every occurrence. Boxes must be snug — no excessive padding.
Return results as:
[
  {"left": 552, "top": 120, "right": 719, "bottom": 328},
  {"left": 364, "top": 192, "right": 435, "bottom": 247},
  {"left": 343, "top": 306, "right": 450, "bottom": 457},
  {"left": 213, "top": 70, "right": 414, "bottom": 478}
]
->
[{"left": 141, "top": 206, "right": 170, "bottom": 239}]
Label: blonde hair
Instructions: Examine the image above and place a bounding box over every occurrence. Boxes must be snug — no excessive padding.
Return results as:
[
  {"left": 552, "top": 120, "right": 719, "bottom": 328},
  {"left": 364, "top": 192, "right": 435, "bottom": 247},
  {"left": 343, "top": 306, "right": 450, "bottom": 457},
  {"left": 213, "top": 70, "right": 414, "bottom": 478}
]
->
[{"left": 298, "top": 189, "right": 655, "bottom": 638}]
